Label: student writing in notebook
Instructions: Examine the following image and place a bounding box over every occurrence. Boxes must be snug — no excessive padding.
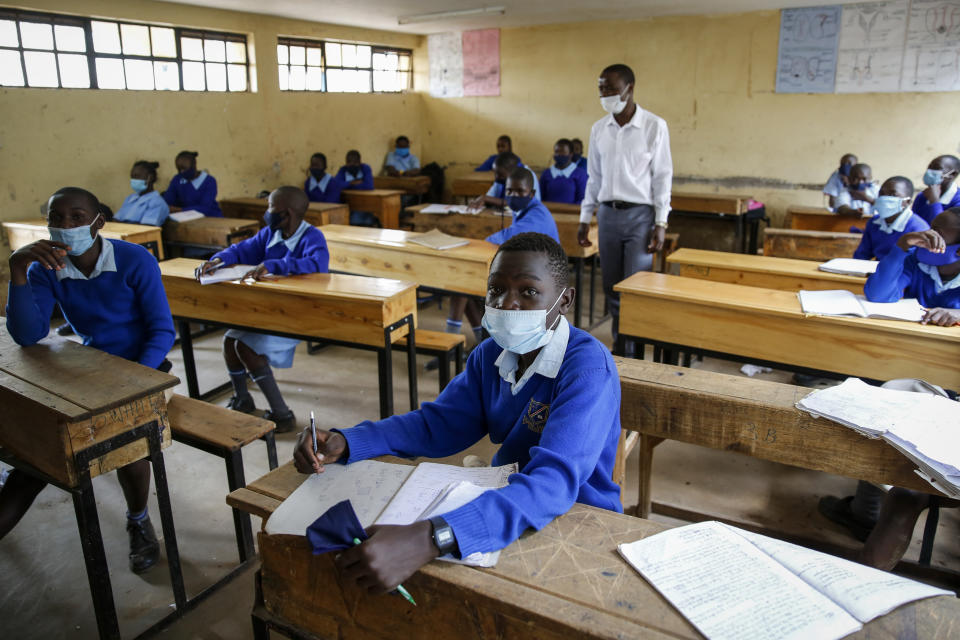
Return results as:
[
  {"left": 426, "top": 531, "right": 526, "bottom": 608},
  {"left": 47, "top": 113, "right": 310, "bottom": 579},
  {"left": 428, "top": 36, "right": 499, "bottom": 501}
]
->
[
  {"left": 824, "top": 153, "right": 858, "bottom": 209},
  {"left": 293, "top": 233, "right": 622, "bottom": 593},
  {"left": 468, "top": 152, "right": 541, "bottom": 210},
  {"left": 912, "top": 155, "right": 960, "bottom": 225},
  {"left": 853, "top": 176, "right": 929, "bottom": 262},
  {"left": 834, "top": 163, "right": 879, "bottom": 216}
]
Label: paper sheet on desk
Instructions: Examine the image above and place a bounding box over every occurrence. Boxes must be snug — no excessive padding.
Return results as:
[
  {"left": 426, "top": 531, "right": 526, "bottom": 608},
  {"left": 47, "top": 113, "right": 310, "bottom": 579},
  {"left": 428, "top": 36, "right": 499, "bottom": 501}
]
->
[
  {"left": 419, "top": 481, "right": 502, "bottom": 567},
  {"left": 168, "top": 210, "right": 205, "bottom": 223},
  {"left": 419, "top": 204, "right": 474, "bottom": 214},
  {"left": 199, "top": 264, "right": 257, "bottom": 285}
]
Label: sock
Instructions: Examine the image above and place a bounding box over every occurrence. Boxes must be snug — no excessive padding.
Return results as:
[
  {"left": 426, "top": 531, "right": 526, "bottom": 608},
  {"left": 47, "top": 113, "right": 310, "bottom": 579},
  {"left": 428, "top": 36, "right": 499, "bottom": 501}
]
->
[
  {"left": 251, "top": 365, "right": 290, "bottom": 415},
  {"left": 472, "top": 326, "right": 484, "bottom": 342},
  {"left": 445, "top": 319, "right": 462, "bottom": 334},
  {"left": 127, "top": 507, "right": 149, "bottom": 523},
  {"left": 229, "top": 369, "right": 250, "bottom": 398}
]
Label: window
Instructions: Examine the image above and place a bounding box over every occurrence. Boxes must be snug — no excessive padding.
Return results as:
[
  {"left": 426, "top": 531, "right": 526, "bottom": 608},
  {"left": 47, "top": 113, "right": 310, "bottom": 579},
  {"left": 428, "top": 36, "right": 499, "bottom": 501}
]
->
[
  {"left": 0, "top": 9, "right": 249, "bottom": 91},
  {"left": 277, "top": 37, "right": 411, "bottom": 93}
]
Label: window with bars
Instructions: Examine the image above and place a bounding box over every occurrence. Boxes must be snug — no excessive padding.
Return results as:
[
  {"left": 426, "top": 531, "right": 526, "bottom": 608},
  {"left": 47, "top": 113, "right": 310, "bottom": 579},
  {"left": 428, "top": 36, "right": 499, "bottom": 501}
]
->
[
  {"left": 0, "top": 9, "right": 249, "bottom": 91},
  {"left": 277, "top": 37, "right": 411, "bottom": 93}
]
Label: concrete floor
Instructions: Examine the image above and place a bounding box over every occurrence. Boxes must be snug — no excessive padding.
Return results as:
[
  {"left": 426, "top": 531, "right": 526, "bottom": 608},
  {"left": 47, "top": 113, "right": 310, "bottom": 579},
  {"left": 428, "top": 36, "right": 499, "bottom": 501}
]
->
[{"left": 1, "top": 289, "right": 957, "bottom": 639}]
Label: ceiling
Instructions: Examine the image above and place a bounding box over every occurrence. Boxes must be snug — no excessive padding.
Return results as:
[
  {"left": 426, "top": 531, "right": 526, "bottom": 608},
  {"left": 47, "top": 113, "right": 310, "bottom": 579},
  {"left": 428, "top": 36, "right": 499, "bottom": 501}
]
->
[{"left": 159, "top": 1, "right": 866, "bottom": 35}]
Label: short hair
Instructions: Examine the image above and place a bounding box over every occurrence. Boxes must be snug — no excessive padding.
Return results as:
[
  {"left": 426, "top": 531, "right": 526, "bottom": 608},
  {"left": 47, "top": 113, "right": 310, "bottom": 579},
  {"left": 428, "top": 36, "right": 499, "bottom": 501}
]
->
[
  {"left": 841, "top": 153, "right": 857, "bottom": 163},
  {"left": 133, "top": 160, "right": 159, "bottom": 182},
  {"left": 311, "top": 152, "right": 327, "bottom": 164},
  {"left": 493, "top": 151, "right": 520, "bottom": 171},
  {"left": 506, "top": 167, "right": 533, "bottom": 191},
  {"left": 497, "top": 134, "right": 512, "bottom": 145},
  {"left": 396, "top": 135, "right": 409, "bottom": 145},
  {"left": 937, "top": 155, "right": 960, "bottom": 172},
  {"left": 176, "top": 150, "right": 198, "bottom": 161},
  {"left": 602, "top": 63, "right": 634, "bottom": 86},
  {"left": 50, "top": 186, "right": 111, "bottom": 220},
  {"left": 886, "top": 175, "right": 915, "bottom": 197},
  {"left": 495, "top": 232, "right": 569, "bottom": 289},
  {"left": 346, "top": 149, "right": 361, "bottom": 160},
  {"left": 554, "top": 138, "right": 573, "bottom": 152},
  {"left": 851, "top": 162, "right": 871, "bottom": 175},
  {"left": 571, "top": 138, "right": 583, "bottom": 146},
  {"left": 273, "top": 185, "right": 309, "bottom": 215}
]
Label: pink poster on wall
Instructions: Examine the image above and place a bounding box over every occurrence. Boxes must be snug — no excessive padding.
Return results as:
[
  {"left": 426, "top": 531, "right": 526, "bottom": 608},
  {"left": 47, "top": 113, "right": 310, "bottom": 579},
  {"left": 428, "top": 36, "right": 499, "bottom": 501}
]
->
[{"left": 461, "top": 28, "right": 500, "bottom": 96}]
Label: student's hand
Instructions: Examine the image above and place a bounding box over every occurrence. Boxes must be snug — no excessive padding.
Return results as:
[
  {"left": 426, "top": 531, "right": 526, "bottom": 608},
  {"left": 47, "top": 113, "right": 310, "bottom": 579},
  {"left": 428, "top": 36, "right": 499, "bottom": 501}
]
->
[
  {"left": 923, "top": 184, "right": 942, "bottom": 204},
  {"left": 577, "top": 223, "right": 593, "bottom": 247},
  {"left": 195, "top": 258, "right": 223, "bottom": 280},
  {"left": 467, "top": 195, "right": 486, "bottom": 212},
  {"left": 336, "top": 520, "right": 438, "bottom": 594},
  {"left": 896, "top": 229, "right": 945, "bottom": 253},
  {"left": 385, "top": 166, "right": 400, "bottom": 177},
  {"left": 647, "top": 226, "right": 666, "bottom": 253},
  {"left": 9, "top": 240, "right": 70, "bottom": 282},
  {"left": 292, "top": 428, "right": 347, "bottom": 473},
  {"left": 921, "top": 307, "right": 960, "bottom": 326},
  {"left": 403, "top": 169, "right": 420, "bottom": 177},
  {"left": 839, "top": 174, "right": 850, "bottom": 187},
  {"left": 243, "top": 264, "right": 270, "bottom": 281}
]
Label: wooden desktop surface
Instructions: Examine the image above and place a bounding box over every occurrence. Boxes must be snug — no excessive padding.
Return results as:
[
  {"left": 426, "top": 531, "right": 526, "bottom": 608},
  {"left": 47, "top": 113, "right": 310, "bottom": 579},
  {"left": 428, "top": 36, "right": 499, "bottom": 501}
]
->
[
  {"left": 374, "top": 175, "right": 431, "bottom": 195},
  {"left": 342, "top": 189, "right": 405, "bottom": 230},
  {"left": 671, "top": 191, "right": 752, "bottom": 215},
  {"left": 451, "top": 171, "right": 495, "bottom": 198},
  {"left": 3, "top": 219, "right": 165, "bottom": 259},
  {"left": 764, "top": 228, "right": 863, "bottom": 261},
  {"left": 788, "top": 205, "right": 871, "bottom": 232},
  {"left": 219, "top": 197, "right": 349, "bottom": 228},
  {"left": 162, "top": 216, "right": 259, "bottom": 247}
]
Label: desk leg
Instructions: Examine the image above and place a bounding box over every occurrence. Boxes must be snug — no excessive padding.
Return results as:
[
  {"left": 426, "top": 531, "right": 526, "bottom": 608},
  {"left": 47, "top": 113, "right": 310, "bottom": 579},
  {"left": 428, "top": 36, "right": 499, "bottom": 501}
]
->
[
  {"left": 225, "top": 450, "right": 255, "bottom": 563},
  {"left": 636, "top": 435, "right": 664, "bottom": 519},
  {"left": 748, "top": 219, "right": 760, "bottom": 255},
  {"left": 735, "top": 215, "right": 745, "bottom": 254},
  {"left": 406, "top": 324, "right": 418, "bottom": 412},
  {"left": 178, "top": 319, "right": 200, "bottom": 399},
  {"left": 377, "top": 349, "right": 394, "bottom": 419},
  {"left": 919, "top": 497, "right": 940, "bottom": 566},
  {"left": 72, "top": 474, "right": 121, "bottom": 640},
  {"left": 148, "top": 427, "right": 188, "bottom": 612},
  {"left": 573, "top": 258, "right": 583, "bottom": 328}
]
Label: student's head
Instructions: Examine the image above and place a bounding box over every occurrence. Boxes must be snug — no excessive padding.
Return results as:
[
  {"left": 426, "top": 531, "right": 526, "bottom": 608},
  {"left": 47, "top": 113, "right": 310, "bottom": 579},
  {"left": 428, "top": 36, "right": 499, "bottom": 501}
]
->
[
  {"left": 310, "top": 152, "right": 327, "bottom": 177},
  {"left": 598, "top": 63, "right": 634, "bottom": 114},
  {"left": 46, "top": 187, "right": 106, "bottom": 255},
  {"left": 875, "top": 176, "right": 914, "bottom": 219},
  {"left": 496, "top": 135, "right": 512, "bottom": 154},
  {"left": 839, "top": 153, "right": 857, "bottom": 175},
  {"left": 394, "top": 135, "right": 411, "bottom": 157},
  {"left": 924, "top": 155, "right": 960, "bottom": 187},
  {"left": 849, "top": 163, "right": 872, "bottom": 187},
  {"left": 505, "top": 167, "right": 535, "bottom": 212},
  {"left": 130, "top": 160, "right": 159, "bottom": 194},
  {"left": 345, "top": 149, "right": 362, "bottom": 168},
  {"left": 931, "top": 208, "right": 960, "bottom": 246},
  {"left": 571, "top": 138, "right": 584, "bottom": 159},
  {"left": 175, "top": 150, "right": 199, "bottom": 179},
  {"left": 492, "top": 151, "right": 520, "bottom": 183},
  {"left": 553, "top": 138, "right": 573, "bottom": 167},
  {"left": 265, "top": 186, "right": 309, "bottom": 233}
]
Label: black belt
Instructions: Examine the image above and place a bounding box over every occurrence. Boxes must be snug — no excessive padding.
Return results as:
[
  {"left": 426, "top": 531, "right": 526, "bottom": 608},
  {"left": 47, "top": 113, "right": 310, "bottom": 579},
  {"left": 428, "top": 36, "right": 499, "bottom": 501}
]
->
[{"left": 601, "top": 200, "right": 645, "bottom": 210}]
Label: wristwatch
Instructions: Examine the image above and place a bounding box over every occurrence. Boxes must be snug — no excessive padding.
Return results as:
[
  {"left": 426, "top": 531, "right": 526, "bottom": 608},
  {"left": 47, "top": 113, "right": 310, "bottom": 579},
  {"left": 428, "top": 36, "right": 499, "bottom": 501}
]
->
[
  {"left": 429, "top": 516, "right": 457, "bottom": 555},
  {"left": 654, "top": 221, "right": 668, "bottom": 229}
]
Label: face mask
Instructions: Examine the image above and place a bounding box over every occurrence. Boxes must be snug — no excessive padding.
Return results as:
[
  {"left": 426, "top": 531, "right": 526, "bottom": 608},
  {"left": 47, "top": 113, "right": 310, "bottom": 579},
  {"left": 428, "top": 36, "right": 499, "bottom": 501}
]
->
[
  {"left": 309, "top": 168, "right": 325, "bottom": 180},
  {"left": 600, "top": 90, "right": 628, "bottom": 115},
  {"left": 923, "top": 169, "right": 944, "bottom": 187},
  {"left": 481, "top": 290, "right": 565, "bottom": 355},
  {"left": 49, "top": 214, "right": 100, "bottom": 256},
  {"left": 851, "top": 181, "right": 869, "bottom": 191},
  {"left": 507, "top": 195, "right": 533, "bottom": 212},
  {"left": 872, "top": 195, "right": 907, "bottom": 218},
  {"left": 916, "top": 243, "right": 960, "bottom": 266},
  {"left": 395, "top": 147, "right": 410, "bottom": 158},
  {"left": 130, "top": 178, "right": 148, "bottom": 193},
  {"left": 263, "top": 210, "right": 285, "bottom": 232},
  {"left": 839, "top": 163, "right": 853, "bottom": 177},
  {"left": 554, "top": 154, "right": 571, "bottom": 166},
  {"left": 180, "top": 167, "right": 196, "bottom": 180}
]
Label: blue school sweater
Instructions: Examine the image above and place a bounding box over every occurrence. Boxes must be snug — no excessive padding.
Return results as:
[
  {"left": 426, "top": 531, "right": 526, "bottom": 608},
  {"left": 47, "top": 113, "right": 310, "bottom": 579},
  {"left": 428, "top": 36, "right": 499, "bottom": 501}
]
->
[
  {"left": 853, "top": 212, "right": 929, "bottom": 261},
  {"left": 115, "top": 190, "right": 170, "bottom": 226},
  {"left": 911, "top": 185, "right": 960, "bottom": 226},
  {"left": 539, "top": 164, "right": 588, "bottom": 204},
  {"left": 485, "top": 199, "right": 560, "bottom": 245},
  {"left": 864, "top": 246, "right": 960, "bottom": 309},
  {"left": 335, "top": 164, "right": 374, "bottom": 190},
  {"left": 476, "top": 154, "right": 526, "bottom": 172},
  {"left": 304, "top": 173, "right": 345, "bottom": 204},
  {"left": 6, "top": 239, "right": 175, "bottom": 368},
  {"left": 162, "top": 171, "right": 222, "bottom": 217},
  {"left": 338, "top": 325, "right": 623, "bottom": 557},
  {"left": 212, "top": 222, "right": 329, "bottom": 275}
]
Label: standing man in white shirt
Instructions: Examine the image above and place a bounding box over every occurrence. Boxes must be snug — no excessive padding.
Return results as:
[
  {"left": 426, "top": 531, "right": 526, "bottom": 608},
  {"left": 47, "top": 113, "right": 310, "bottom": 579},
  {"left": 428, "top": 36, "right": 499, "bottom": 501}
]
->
[{"left": 578, "top": 63, "right": 672, "bottom": 351}]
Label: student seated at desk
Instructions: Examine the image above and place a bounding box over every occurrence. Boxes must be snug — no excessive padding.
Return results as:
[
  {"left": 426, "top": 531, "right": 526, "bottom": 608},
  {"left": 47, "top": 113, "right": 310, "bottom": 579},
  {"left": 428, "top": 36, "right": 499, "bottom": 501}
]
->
[
  {"left": 853, "top": 176, "right": 929, "bottom": 261},
  {"left": 305, "top": 152, "right": 346, "bottom": 204},
  {"left": 468, "top": 152, "right": 541, "bottom": 210},
  {"left": 475, "top": 134, "right": 518, "bottom": 171},
  {"left": 3, "top": 187, "right": 175, "bottom": 574},
  {"left": 540, "top": 138, "right": 588, "bottom": 204},
  {"left": 196, "top": 186, "right": 329, "bottom": 433},
  {"left": 293, "top": 232, "right": 622, "bottom": 591},
  {"left": 571, "top": 137, "right": 587, "bottom": 171},
  {"left": 824, "top": 153, "right": 858, "bottom": 209},
  {"left": 912, "top": 155, "right": 960, "bottom": 225},
  {"left": 162, "top": 150, "right": 222, "bottom": 217},
  {"left": 115, "top": 160, "right": 170, "bottom": 226},
  {"left": 335, "top": 150, "right": 374, "bottom": 191},
  {"left": 383, "top": 135, "right": 420, "bottom": 177},
  {"left": 833, "top": 163, "right": 879, "bottom": 216}
]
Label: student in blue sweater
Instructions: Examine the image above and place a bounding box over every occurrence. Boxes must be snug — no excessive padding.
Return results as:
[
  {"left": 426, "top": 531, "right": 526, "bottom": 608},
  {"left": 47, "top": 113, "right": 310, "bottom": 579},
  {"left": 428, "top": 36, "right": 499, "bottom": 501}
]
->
[
  {"left": 196, "top": 187, "right": 329, "bottom": 432},
  {"left": 294, "top": 232, "right": 622, "bottom": 592},
  {"left": 305, "top": 152, "right": 346, "bottom": 204},
  {"left": 475, "top": 135, "right": 514, "bottom": 172},
  {"left": 468, "top": 152, "right": 541, "bottom": 210},
  {"left": 911, "top": 155, "right": 960, "bottom": 225},
  {"left": 335, "top": 150, "right": 374, "bottom": 190},
  {"left": 162, "top": 150, "right": 222, "bottom": 217},
  {"left": 383, "top": 135, "right": 421, "bottom": 177},
  {"left": 571, "top": 138, "right": 587, "bottom": 172},
  {"left": 115, "top": 160, "right": 170, "bottom": 226},
  {"left": 824, "top": 153, "right": 858, "bottom": 209},
  {"left": 863, "top": 207, "right": 960, "bottom": 326},
  {"left": 3, "top": 187, "right": 175, "bottom": 573},
  {"left": 539, "top": 138, "right": 588, "bottom": 204},
  {"left": 853, "top": 176, "right": 929, "bottom": 261}
]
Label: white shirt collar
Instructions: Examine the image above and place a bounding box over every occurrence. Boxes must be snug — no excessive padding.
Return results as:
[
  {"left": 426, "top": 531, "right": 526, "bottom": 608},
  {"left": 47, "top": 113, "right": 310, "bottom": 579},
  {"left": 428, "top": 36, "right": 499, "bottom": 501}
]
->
[
  {"left": 493, "top": 316, "right": 570, "bottom": 395},
  {"left": 267, "top": 220, "right": 310, "bottom": 252},
  {"left": 180, "top": 170, "right": 208, "bottom": 189},
  {"left": 550, "top": 163, "right": 577, "bottom": 178},
  {"left": 605, "top": 104, "right": 645, "bottom": 130},
  {"left": 940, "top": 181, "right": 958, "bottom": 204},
  {"left": 309, "top": 173, "right": 331, "bottom": 191},
  {"left": 917, "top": 261, "right": 960, "bottom": 293},
  {"left": 872, "top": 207, "right": 912, "bottom": 233},
  {"left": 56, "top": 236, "right": 116, "bottom": 281}
]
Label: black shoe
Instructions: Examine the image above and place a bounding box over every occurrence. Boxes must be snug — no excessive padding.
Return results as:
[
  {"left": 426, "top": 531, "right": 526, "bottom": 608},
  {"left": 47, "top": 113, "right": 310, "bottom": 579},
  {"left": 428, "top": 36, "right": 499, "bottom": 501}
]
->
[
  {"left": 226, "top": 394, "right": 256, "bottom": 413},
  {"left": 817, "top": 495, "right": 877, "bottom": 542},
  {"left": 127, "top": 517, "right": 160, "bottom": 574},
  {"left": 263, "top": 410, "right": 296, "bottom": 433},
  {"left": 56, "top": 324, "right": 74, "bottom": 336}
]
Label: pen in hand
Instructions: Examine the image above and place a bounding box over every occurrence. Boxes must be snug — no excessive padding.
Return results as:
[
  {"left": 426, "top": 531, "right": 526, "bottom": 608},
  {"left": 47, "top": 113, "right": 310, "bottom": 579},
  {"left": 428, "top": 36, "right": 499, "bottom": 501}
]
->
[
  {"left": 351, "top": 537, "right": 417, "bottom": 606},
  {"left": 310, "top": 411, "right": 319, "bottom": 474}
]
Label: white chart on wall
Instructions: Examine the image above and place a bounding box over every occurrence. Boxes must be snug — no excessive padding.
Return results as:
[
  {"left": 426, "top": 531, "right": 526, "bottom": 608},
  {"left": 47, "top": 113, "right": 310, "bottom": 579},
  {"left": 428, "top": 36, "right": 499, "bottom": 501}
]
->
[
  {"left": 901, "top": 0, "right": 960, "bottom": 91},
  {"left": 428, "top": 32, "right": 463, "bottom": 98},
  {"left": 836, "top": 0, "right": 910, "bottom": 92}
]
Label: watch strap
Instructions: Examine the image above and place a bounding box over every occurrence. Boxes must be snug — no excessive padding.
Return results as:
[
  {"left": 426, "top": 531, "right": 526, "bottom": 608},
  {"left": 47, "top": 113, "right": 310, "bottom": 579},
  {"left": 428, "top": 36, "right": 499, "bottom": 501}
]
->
[{"left": 429, "top": 516, "right": 456, "bottom": 555}]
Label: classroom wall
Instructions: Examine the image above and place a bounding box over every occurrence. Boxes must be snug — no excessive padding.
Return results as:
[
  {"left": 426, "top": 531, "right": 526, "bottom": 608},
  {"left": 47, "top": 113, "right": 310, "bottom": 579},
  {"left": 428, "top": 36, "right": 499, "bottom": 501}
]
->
[{"left": 423, "top": 11, "right": 960, "bottom": 226}]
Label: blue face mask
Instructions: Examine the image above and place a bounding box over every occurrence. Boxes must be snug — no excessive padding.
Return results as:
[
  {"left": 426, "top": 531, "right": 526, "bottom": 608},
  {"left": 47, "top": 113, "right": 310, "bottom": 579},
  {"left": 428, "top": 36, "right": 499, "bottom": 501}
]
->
[
  {"left": 49, "top": 214, "right": 100, "bottom": 256},
  {"left": 923, "top": 169, "right": 944, "bottom": 187},
  {"left": 481, "top": 290, "right": 566, "bottom": 355},
  {"left": 916, "top": 243, "right": 960, "bottom": 266},
  {"left": 507, "top": 195, "right": 533, "bottom": 212},
  {"left": 180, "top": 167, "right": 196, "bottom": 180},
  {"left": 263, "top": 210, "right": 285, "bottom": 232},
  {"left": 872, "top": 195, "right": 907, "bottom": 218},
  {"left": 554, "top": 154, "right": 571, "bottom": 166},
  {"left": 395, "top": 147, "right": 410, "bottom": 158},
  {"left": 309, "top": 168, "right": 325, "bottom": 180},
  {"left": 851, "top": 181, "right": 869, "bottom": 191},
  {"left": 130, "top": 178, "right": 148, "bottom": 193}
]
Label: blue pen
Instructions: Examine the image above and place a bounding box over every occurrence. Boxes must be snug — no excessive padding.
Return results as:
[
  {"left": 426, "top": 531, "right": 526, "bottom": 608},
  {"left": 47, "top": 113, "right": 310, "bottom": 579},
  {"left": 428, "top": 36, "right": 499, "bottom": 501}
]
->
[
  {"left": 310, "top": 411, "right": 318, "bottom": 475},
  {"left": 352, "top": 537, "right": 417, "bottom": 606}
]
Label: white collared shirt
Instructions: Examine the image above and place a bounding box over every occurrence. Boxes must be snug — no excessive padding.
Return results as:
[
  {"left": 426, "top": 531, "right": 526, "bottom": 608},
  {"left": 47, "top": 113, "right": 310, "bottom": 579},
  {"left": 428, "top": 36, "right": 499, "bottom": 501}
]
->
[
  {"left": 937, "top": 181, "right": 958, "bottom": 205},
  {"left": 493, "top": 316, "right": 570, "bottom": 395},
  {"left": 180, "top": 170, "right": 208, "bottom": 189},
  {"left": 267, "top": 220, "right": 310, "bottom": 252},
  {"left": 833, "top": 183, "right": 879, "bottom": 214},
  {"left": 917, "top": 262, "right": 960, "bottom": 293},
  {"left": 580, "top": 105, "right": 673, "bottom": 225},
  {"left": 56, "top": 236, "right": 116, "bottom": 281},
  {"left": 549, "top": 163, "right": 578, "bottom": 179},
  {"left": 308, "top": 173, "right": 332, "bottom": 192},
  {"left": 872, "top": 206, "right": 912, "bottom": 234}
]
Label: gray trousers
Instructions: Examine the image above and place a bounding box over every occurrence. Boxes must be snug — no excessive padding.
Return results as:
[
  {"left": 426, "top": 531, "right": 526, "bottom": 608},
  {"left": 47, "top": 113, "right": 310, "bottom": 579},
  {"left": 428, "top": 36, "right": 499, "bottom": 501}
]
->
[{"left": 597, "top": 203, "right": 655, "bottom": 342}]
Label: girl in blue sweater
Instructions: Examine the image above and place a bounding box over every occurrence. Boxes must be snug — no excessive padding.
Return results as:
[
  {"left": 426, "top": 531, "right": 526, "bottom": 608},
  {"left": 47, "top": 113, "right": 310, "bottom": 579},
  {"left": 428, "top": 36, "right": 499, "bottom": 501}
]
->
[
  {"left": 3, "top": 187, "right": 175, "bottom": 573},
  {"left": 196, "top": 187, "right": 330, "bottom": 432},
  {"left": 293, "top": 232, "right": 622, "bottom": 593},
  {"left": 334, "top": 150, "right": 374, "bottom": 191},
  {"left": 304, "top": 152, "right": 345, "bottom": 204},
  {"left": 539, "top": 138, "right": 588, "bottom": 205},
  {"left": 162, "top": 150, "right": 222, "bottom": 217}
]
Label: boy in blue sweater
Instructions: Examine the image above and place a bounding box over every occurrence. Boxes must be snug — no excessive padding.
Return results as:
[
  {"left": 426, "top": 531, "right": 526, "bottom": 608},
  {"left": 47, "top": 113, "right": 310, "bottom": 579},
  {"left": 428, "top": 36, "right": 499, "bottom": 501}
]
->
[
  {"left": 294, "top": 232, "right": 622, "bottom": 593},
  {"left": 305, "top": 152, "right": 346, "bottom": 204},
  {"left": 115, "top": 160, "right": 170, "bottom": 226},
  {"left": 196, "top": 187, "right": 329, "bottom": 432},
  {"left": 912, "top": 155, "right": 960, "bottom": 225},
  {"left": 162, "top": 150, "right": 222, "bottom": 217},
  {"left": 383, "top": 135, "right": 421, "bottom": 177},
  {"left": 335, "top": 150, "right": 374, "bottom": 191},
  {"left": 3, "top": 187, "right": 175, "bottom": 573},
  {"left": 468, "top": 152, "right": 541, "bottom": 210},
  {"left": 475, "top": 135, "right": 514, "bottom": 172},
  {"left": 539, "top": 138, "right": 588, "bottom": 204},
  {"left": 853, "top": 176, "right": 929, "bottom": 261}
]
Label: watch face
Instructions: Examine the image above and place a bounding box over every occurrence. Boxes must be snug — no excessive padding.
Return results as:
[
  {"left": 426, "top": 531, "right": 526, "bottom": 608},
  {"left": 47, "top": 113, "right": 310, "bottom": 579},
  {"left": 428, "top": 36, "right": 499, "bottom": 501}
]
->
[{"left": 437, "top": 529, "right": 453, "bottom": 545}]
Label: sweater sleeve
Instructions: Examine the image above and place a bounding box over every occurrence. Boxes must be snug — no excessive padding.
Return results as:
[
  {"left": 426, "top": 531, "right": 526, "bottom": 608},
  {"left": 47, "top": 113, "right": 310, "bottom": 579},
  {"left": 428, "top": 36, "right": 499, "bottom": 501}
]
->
[
  {"left": 864, "top": 246, "right": 913, "bottom": 302},
  {"left": 475, "top": 155, "right": 495, "bottom": 171},
  {"left": 359, "top": 165, "right": 374, "bottom": 190},
  {"left": 5, "top": 266, "right": 57, "bottom": 345},
  {"left": 161, "top": 177, "right": 179, "bottom": 206},
  {"left": 442, "top": 365, "right": 620, "bottom": 557},
  {"left": 853, "top": 229, "right": 873, "bottom": 260},
  {"left": 128, "top": 248, "right": 176, "bottom": 367},
  {"left": 198, "top": 176, "right": 222, "bottom": 217},
  {"left": 262, "top": 229, "right": 330, "bottom": 275},
  {"left": 327, "top": 177, "right": 345, "bottom": 203},
  {"left": 212, "top": 229, "right": 269, "bottom": 266}
]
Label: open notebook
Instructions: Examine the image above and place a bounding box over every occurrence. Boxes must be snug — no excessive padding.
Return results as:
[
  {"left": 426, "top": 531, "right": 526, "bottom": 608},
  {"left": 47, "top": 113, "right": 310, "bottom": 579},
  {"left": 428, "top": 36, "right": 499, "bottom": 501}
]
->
[
  {"left": 619, "top": 521, "right": 950, "bottom": 640},
  {"left": 418, "top": 204, "right": 474, "bottom": 214},
  {"left": 265, "top": 460, "right": 517, "bottom": 566},
  {"left": 407, "top": 228, "right": 470, "bottom": 250},
  {"left": 818, "top": 258, "right": 878, "bottom": 277},
  {"left": 198, "top": 264, "right": 255, "bottom": 285},
  {"left": 168, "top": 209, "right": 205, "bottom": 223},
  {"left": 798, "top": 290, "right": 925, "bottom": 322}
]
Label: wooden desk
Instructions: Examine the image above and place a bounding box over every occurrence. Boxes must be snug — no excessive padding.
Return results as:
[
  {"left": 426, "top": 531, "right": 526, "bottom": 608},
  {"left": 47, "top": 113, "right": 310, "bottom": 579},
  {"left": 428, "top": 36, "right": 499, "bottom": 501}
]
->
[
  {"left": 669, "top": 190, "right": 764, "bottom": 254},
  {"left": 764, "top": 228, "right": 862, "bottom": 261},
  {"left": 342, "top": 189, "right": 404, "bottom": 230},
  {"left": 160, "top": 259, "right": 419, "bottom": 419},
  {"left": 162, "top": 216, "right": 259, "bottom": 254},
  {"left": 322, "top": 224, "right": 495, "bottom": 297},
  {"left": 614, "top": 272, "right": 960, "bottom": 390},
  {"left": 229, "top": 462, "right": 958, "bottom": 640},
  {"left": 666, "top": 248, "right": 865, "bottom": 293},
  {"left": 3, "top": 219, "right": 165, "bottom": 260},
  {"left": 219, "top": 197, "right": 349, "bottom": 228},
  {"left": 0, "top": 327, "right": 183, "bottom": 638},
  {"left": 451, "top": 171, "right": 494, "bottom": 199},
  {"left": 788, "top": 205, "right": 870, "bottom": 232},
  {"left": 374, "top": 175, "right": 431, "bottom": 195}
]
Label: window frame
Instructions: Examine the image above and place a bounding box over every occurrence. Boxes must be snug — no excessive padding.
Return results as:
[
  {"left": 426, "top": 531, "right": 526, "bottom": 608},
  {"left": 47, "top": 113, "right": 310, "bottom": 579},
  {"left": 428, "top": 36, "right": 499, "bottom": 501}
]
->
[{"left": 276, "top": 35, "right": 412, "bottom": 94}]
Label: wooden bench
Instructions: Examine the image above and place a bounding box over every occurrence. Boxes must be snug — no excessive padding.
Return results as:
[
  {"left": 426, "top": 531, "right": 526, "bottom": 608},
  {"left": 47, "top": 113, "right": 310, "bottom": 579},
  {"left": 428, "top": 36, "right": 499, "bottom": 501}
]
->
[
  {"left": 393, "top": 330, "right": 466, "bottom": 391},
  {"left": 166, "top": 394, "right": 278, "bottom": 563},
  {"left": 763, "top": 228, "right": 862, "bottom": 261},
  {"left": 787, "top": 204, "right": 870, "bottom": 233}
]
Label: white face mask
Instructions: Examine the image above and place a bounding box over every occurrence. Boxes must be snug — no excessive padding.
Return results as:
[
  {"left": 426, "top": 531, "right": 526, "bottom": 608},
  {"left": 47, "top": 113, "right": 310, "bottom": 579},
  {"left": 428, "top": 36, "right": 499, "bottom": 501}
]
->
[
  {"left": 600, "top": 89, "right": 629, "bottom": 115},
  {"left": 481, "top": 290, "right": 565, "bottom": 355}
]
